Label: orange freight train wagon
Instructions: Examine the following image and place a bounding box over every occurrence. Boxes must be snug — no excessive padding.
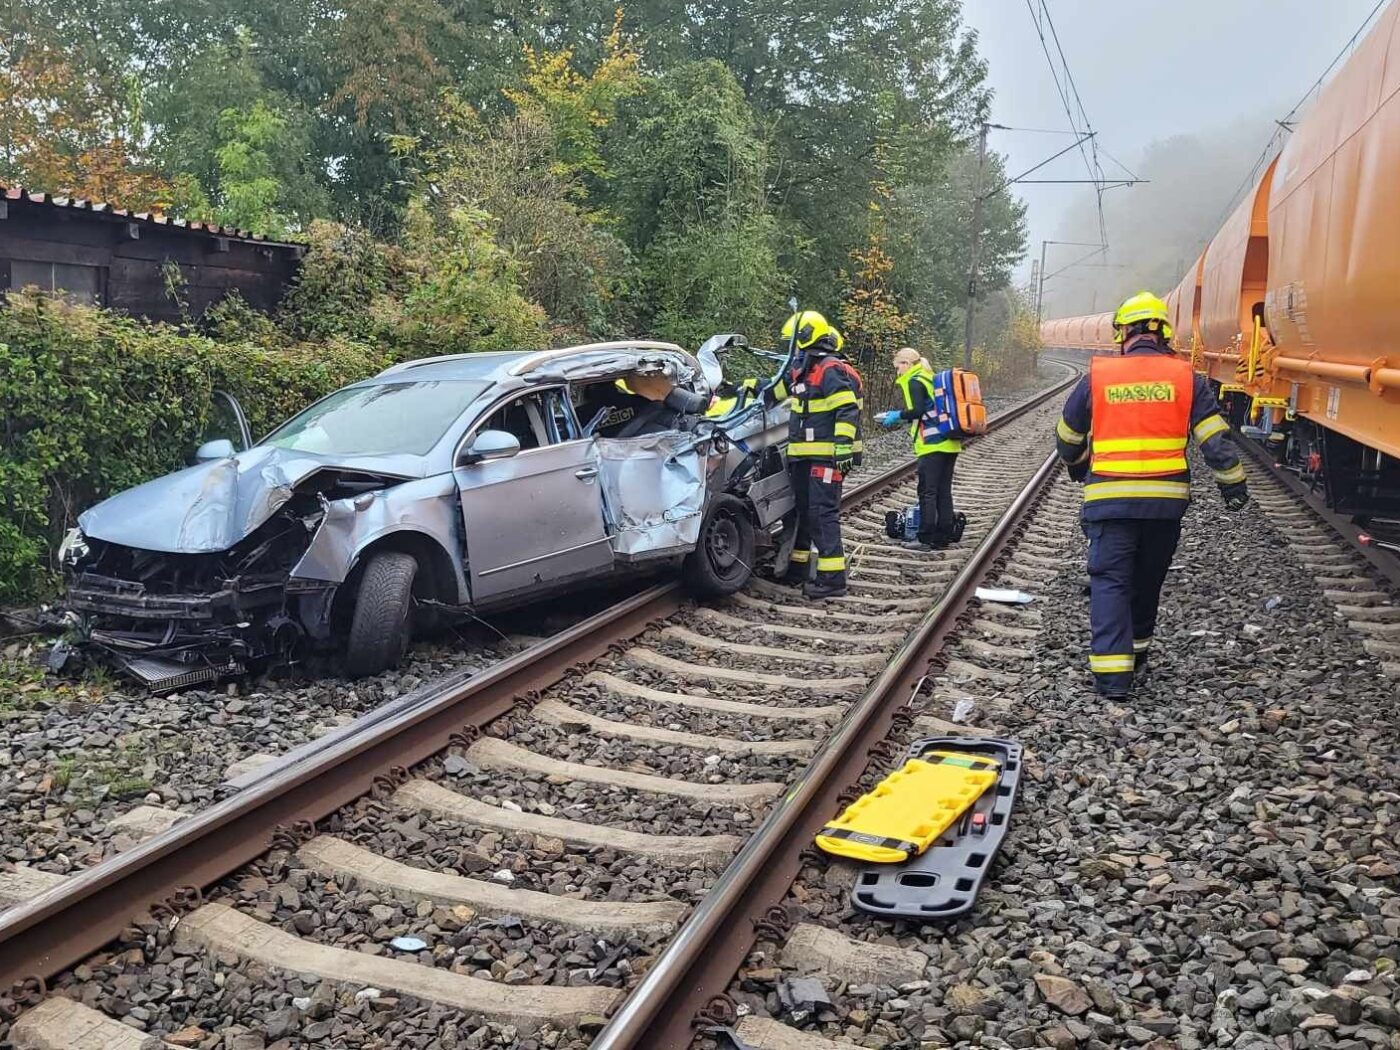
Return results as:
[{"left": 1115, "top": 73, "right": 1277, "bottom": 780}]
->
[{"left": 1188, "top": 1, "right": 1400, "bottom": 520}]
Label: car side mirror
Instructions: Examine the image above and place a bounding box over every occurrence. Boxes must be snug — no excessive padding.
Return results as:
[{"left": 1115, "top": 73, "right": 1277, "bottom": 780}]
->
[
  {"left": 195, "top": 438, "right": 236, "bottom": 463},
  {"left": 460, "top": 429, "right": 521, "bottom": 465}
]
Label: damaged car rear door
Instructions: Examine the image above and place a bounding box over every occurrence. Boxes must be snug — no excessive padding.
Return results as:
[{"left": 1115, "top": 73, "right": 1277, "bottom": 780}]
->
[{"left": 454, "top": 386, "right": 612, "bottom": 602}]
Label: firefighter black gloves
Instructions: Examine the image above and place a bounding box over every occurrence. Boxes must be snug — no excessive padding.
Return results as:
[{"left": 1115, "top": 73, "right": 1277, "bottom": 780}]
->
[
  {"left": 1220, "top": 481, "right": 1250, "bottom": 510},
  {"left": 1067, "top": 459, "right": 1089, "bottom": 483}
]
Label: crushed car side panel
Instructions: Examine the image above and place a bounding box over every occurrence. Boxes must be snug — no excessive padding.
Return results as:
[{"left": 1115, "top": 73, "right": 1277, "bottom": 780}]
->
[
  {"left": 595, "top": 433, "right": 707, "bottom": 559},
  {"left": 716, "top": 402, "right": 794, "bottom": 528}
]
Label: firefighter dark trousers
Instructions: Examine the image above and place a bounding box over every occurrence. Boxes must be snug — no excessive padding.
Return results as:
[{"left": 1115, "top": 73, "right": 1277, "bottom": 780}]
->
[
  {"left": 916, "top": 452, "right": 958, "bottom": 545},
  {"left": 1083, "top": 518, "right": 1182, "bottom": 693},
  {"left": 787, "top": 461, "right": 846, "bottom": 585}
]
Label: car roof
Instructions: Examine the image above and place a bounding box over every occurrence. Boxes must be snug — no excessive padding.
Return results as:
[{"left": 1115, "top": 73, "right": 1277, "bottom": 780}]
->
[
  {"left": 367, "top": 351, "right": 525, "bottom": 383},
  {"left": 367, "top": 341, "right": 695, "bottom": 386}
]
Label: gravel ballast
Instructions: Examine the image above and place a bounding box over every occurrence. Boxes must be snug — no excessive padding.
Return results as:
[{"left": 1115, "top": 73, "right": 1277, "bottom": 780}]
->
[
  {"left": 721, "top": 456, "right": 1400, "bottom": 1050},
  {"left": 0, "top": 360, "right": 1077, "bottom": 1050}
]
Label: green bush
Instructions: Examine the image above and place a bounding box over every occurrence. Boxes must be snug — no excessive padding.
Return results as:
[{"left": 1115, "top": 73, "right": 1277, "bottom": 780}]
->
[{"left": 0, "top": 291, "right": 387, "bottom": 603}]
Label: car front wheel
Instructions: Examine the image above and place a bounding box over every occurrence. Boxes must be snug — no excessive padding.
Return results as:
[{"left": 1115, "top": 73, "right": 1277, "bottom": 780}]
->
[
  {"left": 345, "top": 550, "right": 417, "bottom": 677},
  {"left": 683, "top": 494, "right": 756, "bottom": 597}
]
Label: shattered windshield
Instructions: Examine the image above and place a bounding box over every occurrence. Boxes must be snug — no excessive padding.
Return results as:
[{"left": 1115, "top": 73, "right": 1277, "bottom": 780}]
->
[{"left": 263, "top": 380, "right": 488, "bottom": 457}]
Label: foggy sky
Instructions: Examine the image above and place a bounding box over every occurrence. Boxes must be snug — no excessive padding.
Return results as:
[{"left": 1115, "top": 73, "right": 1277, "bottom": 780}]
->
[{"left": 961, "top": 0, "right": 1386, "bottom": 316}]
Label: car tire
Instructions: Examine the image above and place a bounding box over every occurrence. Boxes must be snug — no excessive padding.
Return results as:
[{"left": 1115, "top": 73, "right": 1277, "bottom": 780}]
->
[
  {"left": 683, "top": 494, "right": 756, "bottom": 598},
  {"left": 345, "top": 551, "right": 417, "bottom": 677}
]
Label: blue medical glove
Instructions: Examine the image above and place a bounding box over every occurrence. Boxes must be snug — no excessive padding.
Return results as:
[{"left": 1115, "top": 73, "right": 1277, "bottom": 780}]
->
[{"left": 878, "top": 410, "right": 903, "bottom": 428}]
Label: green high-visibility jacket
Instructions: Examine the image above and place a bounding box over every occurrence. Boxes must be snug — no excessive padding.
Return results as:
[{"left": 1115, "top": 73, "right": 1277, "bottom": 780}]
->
[{"left": 896, "top": 365, "right": 962, "bottom": 456}]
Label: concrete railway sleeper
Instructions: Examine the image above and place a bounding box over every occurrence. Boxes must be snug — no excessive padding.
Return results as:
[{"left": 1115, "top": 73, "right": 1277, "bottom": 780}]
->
[{"left": 0, "top": 371, "right": 1082, "bottom": 1050}]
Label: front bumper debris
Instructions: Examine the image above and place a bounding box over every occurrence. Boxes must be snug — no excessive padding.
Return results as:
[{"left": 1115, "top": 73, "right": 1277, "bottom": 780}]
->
[{"left": 64, "top": 571, "right": 302, "bottom": 690}]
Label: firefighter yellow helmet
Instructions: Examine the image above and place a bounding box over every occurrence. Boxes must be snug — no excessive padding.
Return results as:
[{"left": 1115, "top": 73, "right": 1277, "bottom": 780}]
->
[
  {"left": 782, "top": 310, "right": 843, "bottom": 351},
  {"left": 1112, "top": 292, "right": 1173, "bottom": 343}
]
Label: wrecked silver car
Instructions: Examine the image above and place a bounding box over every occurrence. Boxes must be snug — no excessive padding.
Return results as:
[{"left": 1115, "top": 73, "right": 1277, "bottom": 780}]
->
[{"left": 60, "top": 339, "right": 795, "bottom": 690}]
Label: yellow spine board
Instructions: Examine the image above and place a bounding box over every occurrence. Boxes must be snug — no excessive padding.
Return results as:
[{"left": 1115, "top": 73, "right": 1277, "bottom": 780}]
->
[{"left": 815, "top": 751, "right": 1000, "bottom": 864}]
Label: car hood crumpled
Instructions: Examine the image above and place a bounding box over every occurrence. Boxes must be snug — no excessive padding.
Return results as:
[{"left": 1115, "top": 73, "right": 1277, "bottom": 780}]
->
[{"left": 78, "top": 446, "right": 407, "bottom": 554}]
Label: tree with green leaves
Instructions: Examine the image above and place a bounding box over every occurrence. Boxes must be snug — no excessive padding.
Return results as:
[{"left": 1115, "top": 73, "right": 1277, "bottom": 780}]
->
[
  {"left": 624, "top": 0, "right": 990, "bottom": 299},
  {"left": 145, "top": 34, "right": 327, "bottom": 235},
  {"left": 885, "top": 148, "right": 1028, "bottom": 347},
  {"left": 610, "top": 60, "right": 786, "bottom": 347},
  {"left": 400, "top": 21, "right": 641, "bottom": 338},
  {"left": 394, "top": 200, "right": 548, "bottom": 353}
]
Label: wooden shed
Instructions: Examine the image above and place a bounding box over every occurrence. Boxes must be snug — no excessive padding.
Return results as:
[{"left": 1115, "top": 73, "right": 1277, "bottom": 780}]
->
[{"left": 1, "top": 187, "right": 305, "bottom": 323}]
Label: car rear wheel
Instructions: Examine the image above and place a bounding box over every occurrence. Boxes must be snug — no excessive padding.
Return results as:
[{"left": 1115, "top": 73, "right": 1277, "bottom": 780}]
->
[
  {"left": 345, "top": 551, "right": 417, "bottom": 677},
  {"left": 683, "top": 494, "right": 756, "bottom": 597}
]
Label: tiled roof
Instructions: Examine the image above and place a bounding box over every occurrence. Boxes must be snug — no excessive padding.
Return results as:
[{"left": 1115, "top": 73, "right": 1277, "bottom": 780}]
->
[{"left": 2, "top": 186, "right": 305, "bottom": 249}]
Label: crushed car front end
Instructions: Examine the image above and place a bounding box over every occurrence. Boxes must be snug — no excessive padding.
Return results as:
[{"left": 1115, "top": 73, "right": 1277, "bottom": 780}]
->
[
  {"left": 60, "top": 372, "right": 496, "bottom": 690},
  {"left": 62, "top": 472, "right": 363, "bottom": 691}
]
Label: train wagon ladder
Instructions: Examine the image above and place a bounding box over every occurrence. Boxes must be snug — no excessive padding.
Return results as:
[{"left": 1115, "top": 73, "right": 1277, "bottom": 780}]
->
[
  {"left": 1235, "top": 316, "right": 1265, "bottom": 384},
  {"left": 1190, "top": 336, "right": 1206, "bottom": 376}
]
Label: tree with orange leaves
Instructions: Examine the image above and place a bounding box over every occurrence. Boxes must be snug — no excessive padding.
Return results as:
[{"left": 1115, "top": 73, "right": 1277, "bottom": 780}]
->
[{"left": 0, "top": 11, "right": 169, "bottom": 207}]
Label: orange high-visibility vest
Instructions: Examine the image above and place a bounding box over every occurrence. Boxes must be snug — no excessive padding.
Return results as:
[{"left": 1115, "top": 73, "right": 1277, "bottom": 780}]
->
[{"left": 1089, "top": 355, "right": 1193, "bottom": 476}]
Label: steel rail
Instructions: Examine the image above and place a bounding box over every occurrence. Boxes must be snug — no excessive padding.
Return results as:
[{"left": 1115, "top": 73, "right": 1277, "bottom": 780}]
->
[
  {"left": 593, "top": 448, "right": 1062, "bottom": 1050},
  {"left": 0, "top": 365, "right": 1077, "bottom": 998},
  {"left": 1233, "top": 429, "right": 1400, "bottom": 591}
]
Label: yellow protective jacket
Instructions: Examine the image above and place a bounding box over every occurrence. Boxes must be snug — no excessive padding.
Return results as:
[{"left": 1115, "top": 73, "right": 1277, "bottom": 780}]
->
[
  {"left": 1055, "top": 338, "right": 1245, "bottom": 520},
  {"left": 895, "top": 365, "right": 962, "bottom": 456},
  {"left": 771, "top": 350, "right": 864, "bottom": 466}
]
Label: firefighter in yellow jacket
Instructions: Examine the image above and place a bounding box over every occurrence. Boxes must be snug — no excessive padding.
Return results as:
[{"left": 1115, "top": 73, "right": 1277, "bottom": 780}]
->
[
  {"left": 705, "top": 377, "right": 760, "bottom": 417},
  {"left": 769, "top": 311, "right": 863, "bottom": 599},
  {"left": 1056, "top": 292, "right": 1248, "bottom": 698}
]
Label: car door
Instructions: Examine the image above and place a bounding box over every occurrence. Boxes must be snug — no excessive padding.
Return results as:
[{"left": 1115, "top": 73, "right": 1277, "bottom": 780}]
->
[{"left": 453, "top": 387, "right": 613, "bottom": 603}]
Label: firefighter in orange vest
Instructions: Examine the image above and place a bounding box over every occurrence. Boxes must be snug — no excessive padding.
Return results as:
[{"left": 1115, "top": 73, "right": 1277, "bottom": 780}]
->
[{"left": 1055, "top": 292, "right": 1248, "bottom": 698}]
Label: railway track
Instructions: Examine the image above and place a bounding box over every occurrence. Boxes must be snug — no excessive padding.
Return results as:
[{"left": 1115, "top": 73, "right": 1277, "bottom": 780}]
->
[
  {"left": 673, "top": 448, "right": 1400, "bottom": 1046},
  {"left": 1230, "top": 439, "right": 1400, "bottom": 681},
  {"left": 0, "top": 366, "right": 1079, "bottom": 1049},
  {"left": 687, "top": 467, "right": 1085, "bottom": 1050},
  {"left": 4, "top": 357, "right": 1398, "bottom": 1050}
]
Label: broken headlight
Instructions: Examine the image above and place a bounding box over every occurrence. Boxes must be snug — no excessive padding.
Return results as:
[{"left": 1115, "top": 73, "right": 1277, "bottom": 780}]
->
[{"left": 58, "top": 527, "right": 90, "bottom": 567}]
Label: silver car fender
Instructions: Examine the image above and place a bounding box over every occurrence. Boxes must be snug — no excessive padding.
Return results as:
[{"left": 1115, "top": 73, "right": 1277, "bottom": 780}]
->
[{"left": 289, "top": 474, "right": 468, "bottom": 602}]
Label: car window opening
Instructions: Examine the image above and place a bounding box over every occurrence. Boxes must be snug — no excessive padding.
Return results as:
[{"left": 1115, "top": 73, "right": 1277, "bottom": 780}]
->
[
  {"left": 572, "top": 375, "right": 684, "bottom": 439},
  {"left": 483, "top": 395, "right": 547, "bottom": 451},
  {"left": 480, "top": 388, "right": 583, "bottom": 450}
]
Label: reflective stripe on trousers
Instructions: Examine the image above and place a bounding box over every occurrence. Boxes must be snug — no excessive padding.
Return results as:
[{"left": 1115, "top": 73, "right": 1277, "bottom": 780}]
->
[
  {"left": 788, "top": 460, "right": 845, "bottom": 584},
  {"left": 1083, "top": 518, "right": 1182, "bottom": 692}
]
